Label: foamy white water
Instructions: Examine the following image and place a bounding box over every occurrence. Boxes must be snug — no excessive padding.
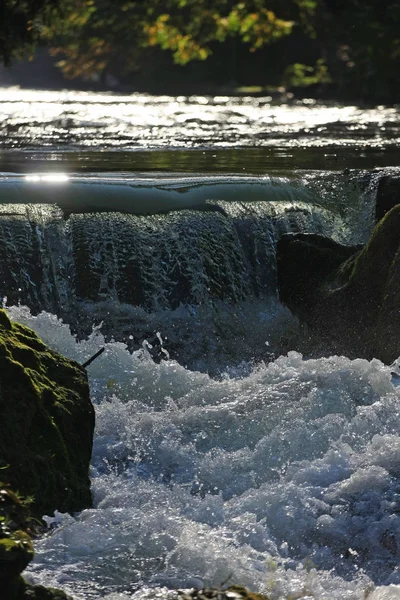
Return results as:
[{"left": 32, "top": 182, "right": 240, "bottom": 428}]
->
[{"left": 7, "top": 306, "right": 400, "bottom": 600}]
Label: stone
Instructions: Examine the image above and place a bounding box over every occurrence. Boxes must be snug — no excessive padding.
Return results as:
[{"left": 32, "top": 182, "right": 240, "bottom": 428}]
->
[
  {"left": 277, "top": 232, "right": 361, "bottom": 323},
  {"left": 376, "top": 175, "right": 400, "bottom": 222},
  {"left": 0, "top": 309, "right": 95, "bottom": 518},
  {"left": 277, "top": 206, "right": 400, "bottom": 363},
  {"left": 0, "top": 482, "right": 73, "bottom": 599}
]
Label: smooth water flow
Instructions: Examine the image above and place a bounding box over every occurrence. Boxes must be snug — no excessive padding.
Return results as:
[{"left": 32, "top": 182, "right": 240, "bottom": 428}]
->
[{"left": 1, "top": 88, "right": 400, "bottom": 152}]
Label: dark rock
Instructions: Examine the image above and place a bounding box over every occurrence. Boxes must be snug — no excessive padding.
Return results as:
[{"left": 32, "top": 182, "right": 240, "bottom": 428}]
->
[
  {"left": 0, "top": 310, "right": 94, "bottom": 518},
  {"left": 278, "top": 206, "right": 400, "bottom": 363},
  {"left": 362, "top": 205, "right": 400, "bottom": 362},
  {"left": 324, "top": 204, "right": 400, "bottom": 360},
  {"left": 376, "top": 175, "right": 400, "bottom": 222},
  {"left": 15, "top": 580, "right": 74, "bottom": 600},
  {"left": 0, "top": 486, "right": 34, "bottom": 584},
  {"left": 277, "top": 232, "right": 361, "bottom": 323},
  {"left": 0, "top": 482, "right": 74, "bottom": 600}
]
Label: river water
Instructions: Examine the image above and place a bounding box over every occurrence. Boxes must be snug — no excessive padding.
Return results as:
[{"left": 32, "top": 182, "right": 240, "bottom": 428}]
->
[
  {"left": 2, "top": 88, "right": 400, "bottom": 172},
  {"left": 2, "top": 88, "right": 400, "bottom": 600}
]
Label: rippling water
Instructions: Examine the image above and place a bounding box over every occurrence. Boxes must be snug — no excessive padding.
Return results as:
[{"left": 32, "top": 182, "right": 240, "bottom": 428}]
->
[{"left": 1, "top": 88, "right": 400, "bottom": 172}]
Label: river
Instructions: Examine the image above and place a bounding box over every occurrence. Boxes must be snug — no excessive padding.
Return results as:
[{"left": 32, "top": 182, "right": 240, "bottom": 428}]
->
[{"left": 1, "top": 87, "right": 400, "bottom": 600}]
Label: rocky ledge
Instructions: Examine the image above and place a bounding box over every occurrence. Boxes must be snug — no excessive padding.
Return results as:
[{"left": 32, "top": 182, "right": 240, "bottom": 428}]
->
[
  {"left": 0, "top": 309, "right": 94, "bottom": 518},
  {"left": 277, "top": 203, "right": 400, "bottom": 363},
  {"left": 0, "top": 482, "right": 73, "bottom": 599}
]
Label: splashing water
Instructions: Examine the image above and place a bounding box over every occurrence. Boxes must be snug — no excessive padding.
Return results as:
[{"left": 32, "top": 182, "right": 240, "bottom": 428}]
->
[
  {"left": 0, "top": 170, "right": 379, "bottom": 365},
  {"left": 6, "top": 306, "right": 400, "bottom": 600}
]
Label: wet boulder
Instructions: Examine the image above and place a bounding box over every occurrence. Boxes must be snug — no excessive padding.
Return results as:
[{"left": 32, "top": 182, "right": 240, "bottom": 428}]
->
[
  {"left": 359, "top": 205, "right": 400, "bottom": 362},
  {"left": 0, "top": 482, "right": 73, "bottom": 599},
  {"left": 0, "top": 309, "right": 94, "bottom": 518},
  {"left": 322, "top": 204, "right": 400, "bottom": 361},
  {"left": 277, "top": 232, "right": 360, "bottom": 323},
  {"left": 278, "top": 206, "right": 400, "bottom": 363},
  {"left": 375, "top": 174, "right": 400, "bottom": 222}
]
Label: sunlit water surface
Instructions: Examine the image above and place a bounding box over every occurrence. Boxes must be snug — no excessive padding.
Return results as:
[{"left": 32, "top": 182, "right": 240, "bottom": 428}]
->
[{"left": 1, "top": 87, "right": 400, "bottom": 173}]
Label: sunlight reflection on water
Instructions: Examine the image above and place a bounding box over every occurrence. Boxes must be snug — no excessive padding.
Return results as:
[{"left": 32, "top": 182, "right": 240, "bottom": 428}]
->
[
  {"left": 1, "top": 88, "right": 399, "bottom": 157},
  {"left": 25, "top": 173, "right": 69, "bottom": 182}
]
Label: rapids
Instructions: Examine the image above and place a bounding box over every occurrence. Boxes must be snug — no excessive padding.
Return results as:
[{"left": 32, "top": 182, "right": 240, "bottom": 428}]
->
[{"left": 8, "top": 306, "right": 400, "bottom": 600}]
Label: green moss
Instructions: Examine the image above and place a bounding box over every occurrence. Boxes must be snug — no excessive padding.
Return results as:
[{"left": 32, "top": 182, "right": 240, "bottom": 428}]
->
[
  {"left": 0, "top": 486, "right": 32, "bottom": 532},
  {"left": 0, "top": 310, "right": 95, "bottom": 518},
  {"left": 277, "top": 210, "right": 400, "bottom": 360},
  {"left": 0, "top": 533, "right": 34, "bottom": 579},
  {"left": 0, "top": 310, "right": 12, "bottom": 330},
  {"left": 19, "top": 580, "right": 74, "bottom": 600},
  {"left": 336, "top": 205, "right": 400, "bottom": 309},
  {"left": 326, "top": 205, "right": 400, "bottom": 359},
  {"left": 0, "top": 483, "right": 74, "bottom": 600},
  {"left": 297, "top": 205, "right": 400, "bottom": 361}
]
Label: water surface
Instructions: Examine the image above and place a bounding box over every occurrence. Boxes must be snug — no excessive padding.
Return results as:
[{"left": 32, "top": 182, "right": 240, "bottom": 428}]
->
[
  {"left": 1, "top": 88, "right": 400, "bottom": 173},
  {"left": 2, "top": 87, "right": 400, "bottom": 600}
]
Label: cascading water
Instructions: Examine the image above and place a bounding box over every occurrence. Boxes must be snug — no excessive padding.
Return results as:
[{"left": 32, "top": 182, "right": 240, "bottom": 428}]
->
[
  {"left": 3, "top": 81, "right": 400, "bottom": 599},
  {"left": 8, "top": 307, "right": 400, "bottom": 600},
  {"left": 1, "top": 165, "right": 400, "bottom": 599},
  {"left": 0, "top": 171, "right": 376, "bottom": 369}
]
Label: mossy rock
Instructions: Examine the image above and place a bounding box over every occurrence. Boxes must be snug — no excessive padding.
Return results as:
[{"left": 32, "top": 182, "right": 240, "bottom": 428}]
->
[
  {"left": 325, "top": 204, "right": 400, "bottom": 360},
  {"left": 0, "top": 483, "right": 74, "bottom": 599},
  {"left": 365, "top": 206, "right": 400, "bottom": 362},
  {"left": 0, "top": 532, "right": 34, "bottom": 580},
  {"left": 0, "top": 483, "right": 34, "bottom": 585},
  {"left": 0, "top": 310, "right": 95, "bottom": 518},
  {"left": 0, "top": 485, "right": 32, "bottom": 533},
  {"left": 375, "top": 174, "right": 400, "bottom": 222},
  {"left": 337, "top": 204, "right": 400, "bottom": 315},
  {"left": 13, "top": 579, "right": 74, "bottom": 600},
  {"left": 177, "top": 585, "right": 270, "bottom": 600},
  {"left": 278, "top": 206, "right": 400, "bottom": 362},
  {"left": 2, "top": 569, "right": 74, "bottom": 599}
]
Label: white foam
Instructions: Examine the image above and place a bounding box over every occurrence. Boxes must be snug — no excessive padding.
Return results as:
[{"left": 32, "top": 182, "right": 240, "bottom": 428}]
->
[{"left": 10, "top": 307, "right": 400, "bottom": 599}]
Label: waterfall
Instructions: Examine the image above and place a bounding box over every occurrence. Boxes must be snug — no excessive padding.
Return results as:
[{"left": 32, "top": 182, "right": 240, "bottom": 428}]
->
[
  {"left": 0, "top": 174, "right": 378, "bottom": 369},
  {"left": 2, "top": 86, "right": 400, "bottom": 600}
]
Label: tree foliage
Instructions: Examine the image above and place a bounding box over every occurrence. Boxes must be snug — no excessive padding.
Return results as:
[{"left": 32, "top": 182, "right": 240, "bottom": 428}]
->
[
  {"left": 316, "top": 1, "right": 400, "bottom": 99},
  {"left": 43, "top": 0, "right": 316, "bottom": 79},
  {"left": 2, "top": 0, "right": 400, "bottom": 101},
  {"left": 0, "top": 0, "right": 65, "bottom": 65}
]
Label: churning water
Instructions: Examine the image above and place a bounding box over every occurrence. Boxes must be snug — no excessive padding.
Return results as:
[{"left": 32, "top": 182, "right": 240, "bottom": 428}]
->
[
  {"left": 2, "top": 87, "right": 400, "bottom": 599},
  {"left": 9, "top": 306, "right": 400, "bottom": 600}
]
